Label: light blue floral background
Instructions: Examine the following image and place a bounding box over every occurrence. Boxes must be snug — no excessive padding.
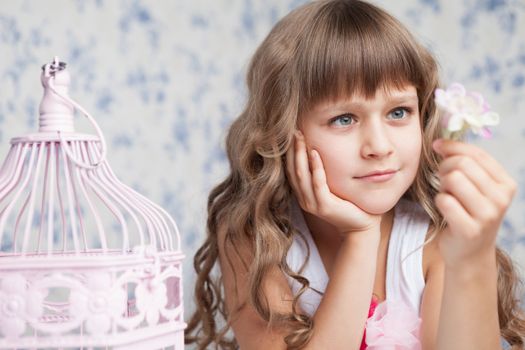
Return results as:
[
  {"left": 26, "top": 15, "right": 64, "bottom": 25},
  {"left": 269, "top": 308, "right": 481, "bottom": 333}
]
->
[{"left": 0, "top": 0, "right": 524, "bottom": 345}]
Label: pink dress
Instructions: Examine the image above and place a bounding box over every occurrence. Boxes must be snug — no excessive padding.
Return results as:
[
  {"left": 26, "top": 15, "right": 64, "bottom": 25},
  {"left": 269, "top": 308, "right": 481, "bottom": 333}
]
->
[
  {"left": 360, "top": 296, "right": 379, "bottom": 350},
  {"left": 361, "top": 296, "right": 422, "bottom": 349}
]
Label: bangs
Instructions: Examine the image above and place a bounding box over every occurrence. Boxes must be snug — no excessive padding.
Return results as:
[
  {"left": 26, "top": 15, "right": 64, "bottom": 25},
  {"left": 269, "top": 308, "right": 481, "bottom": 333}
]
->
[{"left": 295, "top": 1, "right": 426, "bottom": 112}]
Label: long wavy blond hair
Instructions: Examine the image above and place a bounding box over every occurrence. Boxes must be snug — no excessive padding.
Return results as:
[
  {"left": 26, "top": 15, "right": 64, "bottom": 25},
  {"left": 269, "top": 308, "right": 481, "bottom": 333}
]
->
[{"left": 185, "top": 0, "right": 525, "bottom": 348}]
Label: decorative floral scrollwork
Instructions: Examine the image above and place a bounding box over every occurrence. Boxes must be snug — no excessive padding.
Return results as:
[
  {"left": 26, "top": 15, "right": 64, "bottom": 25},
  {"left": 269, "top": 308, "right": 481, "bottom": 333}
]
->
[
  {"left": 136, "top": 278, "right": 168, "bottom": 326},
  {"left": 70, "top": 272, "right": 127, "bottom": 335},
  {"left": 0, "top": 274, "right": 45, "bottom": 338}
]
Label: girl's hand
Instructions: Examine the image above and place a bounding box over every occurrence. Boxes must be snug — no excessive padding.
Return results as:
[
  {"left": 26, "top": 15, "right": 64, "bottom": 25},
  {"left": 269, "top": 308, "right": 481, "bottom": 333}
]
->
[
  {"left": 285, "top": 131, "right": 381, "bottom": 236},
  {"left": 433, "top": 139, "right": 517, "bottom": 268}
]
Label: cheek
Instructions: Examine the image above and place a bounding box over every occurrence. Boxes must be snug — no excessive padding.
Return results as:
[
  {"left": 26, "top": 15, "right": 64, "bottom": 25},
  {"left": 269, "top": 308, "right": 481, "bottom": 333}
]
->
[
  {"left": 309, "top": 139, "right": 358, "bottom": 179},
  {"left": 314, "top": 148, "right": 359, "bottom": 201},
  {"left": 398, "top": 130, "right": 423, "bottom": 173},
  {"left": 305, "top": 140, "right": 356, "bottom": 197},
  {"left": 321, "top": 156, "right": 350, "bottom": 191}
]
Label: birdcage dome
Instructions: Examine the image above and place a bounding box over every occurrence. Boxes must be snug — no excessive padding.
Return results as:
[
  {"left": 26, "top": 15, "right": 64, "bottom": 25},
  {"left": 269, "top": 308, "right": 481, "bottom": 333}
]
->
[{"left": 0, "top": 57, "right": 185, "bottom": 349}]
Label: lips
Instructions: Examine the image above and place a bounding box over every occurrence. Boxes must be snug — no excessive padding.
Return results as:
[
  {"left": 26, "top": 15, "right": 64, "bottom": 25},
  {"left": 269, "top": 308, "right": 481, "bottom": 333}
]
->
[{"left": 355, "top": 169, "right": 398, "bottom": 182}]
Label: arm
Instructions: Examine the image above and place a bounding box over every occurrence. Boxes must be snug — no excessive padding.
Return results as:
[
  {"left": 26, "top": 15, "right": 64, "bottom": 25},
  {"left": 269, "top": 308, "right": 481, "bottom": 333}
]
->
[
  {"left": 218, "top": 233, "right": 293, "bottom": 349},
  {"left": 219, "top": 132, "right": 382, "bottom": 349},
  {"left": 290, "top": 132, "right": 382, "bottom": 349},
  {"left": 430, "top": 139, "right": 517, "bottom": 350},
  {"left": 438, "top": 255, "right": 500, "bottom": 350},
  {"left": 420, "top": 234, "right": 499, "bottom": 350},
  {"left": 420, "top": 237, "right": 445, "bottom": 349},
  {"left": 219, "top": 228, "right": 380, "bottom": 350},
  {"left": 307, "top": 231, "right": 380, "bottom": 349}
]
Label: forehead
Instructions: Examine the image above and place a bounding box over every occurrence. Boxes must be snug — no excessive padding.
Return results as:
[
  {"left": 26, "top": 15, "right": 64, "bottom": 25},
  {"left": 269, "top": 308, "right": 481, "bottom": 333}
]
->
[{"left": 310, "top": 84, "right": 419, "bottom": 113}]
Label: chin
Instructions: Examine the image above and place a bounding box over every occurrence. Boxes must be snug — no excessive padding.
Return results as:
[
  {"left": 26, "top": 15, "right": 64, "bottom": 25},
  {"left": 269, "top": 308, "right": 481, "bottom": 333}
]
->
[
  {"left": 353, "top": 197, "right": 399, "bottom": 215},
  {"left": 332, "top": 188, "right": 402, "bottom": 215}
]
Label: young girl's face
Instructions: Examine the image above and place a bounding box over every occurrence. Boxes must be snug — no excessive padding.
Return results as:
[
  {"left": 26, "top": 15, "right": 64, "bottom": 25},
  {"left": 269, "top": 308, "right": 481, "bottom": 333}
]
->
[{"left": 299, "top": 84, "right": 422, "bottom": 215}]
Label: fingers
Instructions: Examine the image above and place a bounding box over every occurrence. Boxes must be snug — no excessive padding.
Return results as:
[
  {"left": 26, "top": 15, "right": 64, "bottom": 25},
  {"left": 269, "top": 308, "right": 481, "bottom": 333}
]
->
[
  {"left": 286, "top": 132, "right": 334, "bottom": 214},
  {"left": 434, "top": 139, "right": 517, "bottom": 212},
  {"left": 433, "top": 139, "right": 517, "bottom": 252},
  {"left": 310, "top": 149, "right": 332, "bottom": 209},
  {"left": 435, "top": 192, "right": 475, "bottom": 236},
  {"left": 286, "top": 131, "right": 315, "bottom": 209},
  {"left": 433, "top": 139, "right": 515, "bottom": 188},
  {"left": 439, "top": 166, "right": 487, "bottom": 215},
  {"left": 438, "top": 155, "right": 513, "bottom": 211}
]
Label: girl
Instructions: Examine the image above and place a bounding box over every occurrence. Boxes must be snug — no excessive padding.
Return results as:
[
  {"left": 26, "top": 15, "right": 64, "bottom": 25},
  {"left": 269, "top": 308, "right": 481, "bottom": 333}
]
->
[{"left": 185, "top": 0, "right": 525, "bottom": 349}]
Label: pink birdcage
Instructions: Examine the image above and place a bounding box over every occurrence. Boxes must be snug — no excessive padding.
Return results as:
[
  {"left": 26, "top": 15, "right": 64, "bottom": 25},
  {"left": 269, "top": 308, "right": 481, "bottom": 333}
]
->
[{"left": 0, "top": 57, "right": 185, "bottom": 349}]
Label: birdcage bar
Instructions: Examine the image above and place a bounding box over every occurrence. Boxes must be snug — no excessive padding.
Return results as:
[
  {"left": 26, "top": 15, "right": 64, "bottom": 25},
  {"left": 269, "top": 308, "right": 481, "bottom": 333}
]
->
[
  {"left": 53, "top": 142, "right": 69, "bottom": 253},
  {"left": 1, "top": 139, "right": 181, "bottom": 255},
  {"left": 85, "top": 141, "right": 166, "bottom": 249},
  {"left": 60, "top": 139, "right": 85, "bottom": 252},
  {"left": 0, "top": 143, "right": 37, "bottom": 250},
  {"left": 89, "top": 141, "right": 177, "bottom": 250},
  {"left": 0, "top": 141, "right": 20, "bottom": 182},
  {"left": 0, "top": 141, "right": 181, "bottom": 255},
  {"left": 23, "top": 142, "right": 46, "bottom": 254}
]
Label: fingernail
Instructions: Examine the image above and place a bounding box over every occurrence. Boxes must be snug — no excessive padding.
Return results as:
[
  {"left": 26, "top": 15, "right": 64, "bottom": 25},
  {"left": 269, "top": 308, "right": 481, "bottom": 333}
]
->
[
  {"left": 296, "top": 130, "right": 304, "bottom": 138},
  {"left": 432, "top": 139, "right": 443, "bottom": 151}
]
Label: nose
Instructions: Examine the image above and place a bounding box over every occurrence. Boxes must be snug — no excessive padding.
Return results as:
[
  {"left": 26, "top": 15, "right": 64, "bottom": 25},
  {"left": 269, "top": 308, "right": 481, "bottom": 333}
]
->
[{"left": 360, "top": 120, "right": 394, "bottom": 159}]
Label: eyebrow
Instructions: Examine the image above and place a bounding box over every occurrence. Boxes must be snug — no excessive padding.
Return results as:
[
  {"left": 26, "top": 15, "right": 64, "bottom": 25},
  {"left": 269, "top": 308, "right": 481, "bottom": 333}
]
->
[
  {"left": 318, "top": 93, "right": 418, "bottom": 112},
  {"left": 386, "top": 93, "right": 419, "bottom": 104}
]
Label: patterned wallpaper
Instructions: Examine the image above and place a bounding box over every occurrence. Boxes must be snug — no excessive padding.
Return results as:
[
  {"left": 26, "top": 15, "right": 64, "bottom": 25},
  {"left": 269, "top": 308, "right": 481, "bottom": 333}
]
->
[{"left": 0, "top": 0, "right": 524, "bottom": 344}]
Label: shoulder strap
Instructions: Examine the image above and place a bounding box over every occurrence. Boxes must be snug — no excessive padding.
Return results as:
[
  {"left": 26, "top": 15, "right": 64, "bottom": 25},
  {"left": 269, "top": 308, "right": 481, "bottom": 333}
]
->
[
  {"left": 286, "top": 199, "right": 328, "bottom": 316},
  {"left": 385, "top": 199, "right": 429, "bottom": 315}
]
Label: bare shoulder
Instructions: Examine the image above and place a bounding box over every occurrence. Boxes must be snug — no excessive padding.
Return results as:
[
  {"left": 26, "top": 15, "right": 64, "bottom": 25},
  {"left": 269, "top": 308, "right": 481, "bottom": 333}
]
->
[
  {"left": 422, "top": 226, "right": 445, "bottom": 282},
  {"left": 217, "top": 224, "right": 295, "bottom": 350},
  {"left": 420, "top": 226, "right": 446, "bottom": 349}
]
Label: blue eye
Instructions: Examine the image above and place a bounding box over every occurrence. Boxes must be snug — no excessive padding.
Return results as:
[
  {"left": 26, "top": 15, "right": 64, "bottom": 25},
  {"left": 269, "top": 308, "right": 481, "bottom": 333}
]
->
[
  {"left": 331, "top": 114, "right": 355, "bottom": 126},
  {"left": 388, "top": 108, "right": 410, "bottom": 120}
]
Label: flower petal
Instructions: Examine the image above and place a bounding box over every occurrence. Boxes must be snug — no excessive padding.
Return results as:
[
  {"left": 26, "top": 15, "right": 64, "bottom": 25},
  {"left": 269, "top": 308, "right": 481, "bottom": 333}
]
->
[
  {"left": 435, "top": 83, "right": 499, "bottom": 140},
  {"left": 466, "top": 91, "right": 486, "bottom": 109},
  {"left": 448, "top": 83, "right": 466, "bottom": 96},
  {"left": 480, "top": 127, "right": 493, "bottom": 139},
  {"left": 463, "top": 113, "right": 485, "bottom": 128},
  {"left": 479, "top": 112, "right": 500, "bottom": 126},
  {"left": 434, "top": 89, "right": 449, "bottom": 108},
  {"left": 462, "top": 94, "right": 485, "bottom": 115},
  {"left": 446, "top": 114, "right": 465, "bottom": 132}
]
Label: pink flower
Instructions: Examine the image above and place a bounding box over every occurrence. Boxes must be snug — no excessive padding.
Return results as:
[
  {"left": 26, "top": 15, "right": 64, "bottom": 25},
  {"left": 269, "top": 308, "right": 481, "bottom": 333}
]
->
[
  {"left": 435, "top": 83, "right": 499, "bottom": 140},
  {"left": 365, "top": 299, "right": 422, "bottom": 350}
]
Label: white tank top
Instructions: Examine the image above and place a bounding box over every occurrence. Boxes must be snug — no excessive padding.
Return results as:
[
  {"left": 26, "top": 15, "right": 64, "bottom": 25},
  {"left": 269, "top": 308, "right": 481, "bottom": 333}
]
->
[{"left": 286, "top": 198, "right": 429, "bottom": 317}]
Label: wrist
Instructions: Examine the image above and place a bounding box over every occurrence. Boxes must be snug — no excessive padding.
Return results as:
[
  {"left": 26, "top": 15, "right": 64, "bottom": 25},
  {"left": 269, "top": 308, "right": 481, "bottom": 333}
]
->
[
  {"left": 446, "top": 253, "right": 498, "bottom": 284},
  {"left": 340, "top": 228, "right": 381, "bottom": 254},
  {"left": 337, "top": 235, "right": 379, "bottom": 268}
]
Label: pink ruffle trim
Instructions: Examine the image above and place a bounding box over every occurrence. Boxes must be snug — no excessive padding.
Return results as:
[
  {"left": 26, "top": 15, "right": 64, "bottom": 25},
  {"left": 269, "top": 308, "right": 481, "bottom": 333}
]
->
[{"left": 360, "top": 297, "right": 422, "bottom": 350}]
